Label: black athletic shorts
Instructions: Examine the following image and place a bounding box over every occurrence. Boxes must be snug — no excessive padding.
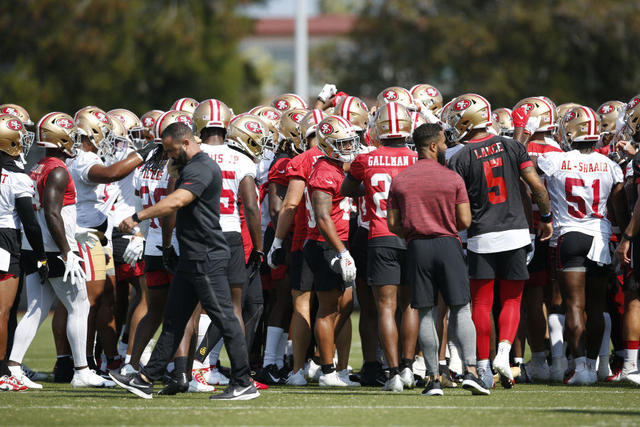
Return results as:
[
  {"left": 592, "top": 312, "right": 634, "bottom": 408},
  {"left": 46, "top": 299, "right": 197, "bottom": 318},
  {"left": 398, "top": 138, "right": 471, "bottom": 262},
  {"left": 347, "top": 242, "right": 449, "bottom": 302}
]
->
[
  {"left": 290, "top": 250, "right": 314, "bottom": 292},
  {"left": 468, "top": 246, "right": 529, "bottom": 280},
  {"left": 350, "top": 226, "right": 368, "bottom": 282},
  {"left": 22, "top": 249, "right": 73, "bottom": 278},
  {"left": 243, "top": 265, "right": 264, "bottom": 305},
  {"left": 367, "top": 239, "right": 406, "bottom": 286},
  {"left": 528, "top": 238, "right": 549, "bottom": 274},
  {"left": 558, "top": 231, "right": 608, "bottom": 274},
  {"left": 223, "top": 231, "right": 248, "bottom": 286},
  {"left": 0, "top": 228, "right": 21, "bottom": 277},
  {"left": 407, "top": 237, "right": 470, "bottom": 308},
  {"left": 303, "top": 240, "right": 353, "bottom": 292},
  {"left": 111, "top": 230, "right": 132, "bottom": 266}
]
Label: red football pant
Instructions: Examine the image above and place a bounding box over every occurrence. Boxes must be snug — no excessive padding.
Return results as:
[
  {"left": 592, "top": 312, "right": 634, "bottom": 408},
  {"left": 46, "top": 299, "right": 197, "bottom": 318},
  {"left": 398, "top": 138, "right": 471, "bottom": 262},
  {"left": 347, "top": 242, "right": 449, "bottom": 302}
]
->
[{"left": 471, "top": 279, "right": 525, "bottom": 360}]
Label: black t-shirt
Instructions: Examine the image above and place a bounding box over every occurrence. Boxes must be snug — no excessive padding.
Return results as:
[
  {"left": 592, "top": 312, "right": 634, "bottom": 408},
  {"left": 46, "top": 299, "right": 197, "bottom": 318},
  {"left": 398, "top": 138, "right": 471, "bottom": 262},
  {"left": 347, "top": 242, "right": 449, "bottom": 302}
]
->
[
  {"left": 175, "top": 151, "right": 229, "bottom": 261},
  {"left": 448, "top": 135, "right": 532, "bottom": 238}
]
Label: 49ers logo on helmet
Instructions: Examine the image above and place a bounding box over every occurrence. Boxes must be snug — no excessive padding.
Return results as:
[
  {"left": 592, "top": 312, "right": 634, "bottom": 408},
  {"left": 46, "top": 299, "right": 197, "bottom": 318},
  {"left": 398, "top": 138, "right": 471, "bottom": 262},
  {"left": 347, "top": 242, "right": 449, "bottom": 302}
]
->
[
  {"left": 291, "top": 112, "right": 305, "bottom": 123},
  {"left": 245, "top": 121, "right": 263, "bottom": 134},
  {"left": 176, "top": 115, "right": 193, "bottom": 125},
  {"left": 599, "top": 104, "right": 614, "bottom": 114},
  {"left": 93, "top": 111, "right": 109, "bottom": 124},
  {"left": 275, "top": 100, "right": 290, "bottom": 111},
  {"left": 2, "top": 107, "right": 18, "bottom": 116},
  {"left": 383, "top": 90, "right": 399, "bottom": 101},
  {"left": 454, "top": 99, "right": 471, "bottom": 111},
  {"left": 521, "top": 103, "right": 534, "bottom": 114},
  {"left": 264, "top": 110, "right": 280, "bottom": 120},
  {"left": 143, "top": 117, "right": 155, "bottom": 127},
  {"left": 628, "top": 98, "right": 640, "bottom": 109},
  {"left": 55, "top": 118, "right": 74, "bottom": 129},
  {"left": 6, "top": 119, "right": 22, "bottom": 131},
  {"left": 425, "top": 87, "right": 439, "bottom": 97},
  {"left": 565, "top": 111, "right": 577, "bottom": 122},
  {"left": 492, "top": 113, "right": 499, "bottom": 122},
  {"left": 319, "top": 122, "right": 334, "bottom": 135}
]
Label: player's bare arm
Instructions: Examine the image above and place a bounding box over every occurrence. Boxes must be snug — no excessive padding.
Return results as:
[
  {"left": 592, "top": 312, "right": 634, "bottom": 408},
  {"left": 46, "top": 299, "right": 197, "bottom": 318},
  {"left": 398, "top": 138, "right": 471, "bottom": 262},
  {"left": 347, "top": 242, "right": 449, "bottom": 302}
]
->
[
  {"left": 520, "top": 165, "right": 553, "bottom": 241},
  {"left": 273, "top": 178, "right": 305, "bottom": 240},
  {"left": 617, "top": 182, "right": 640, "bottom": 265},
  {"left": 339, "top": 174, "right": 365, "bottom": 198},
  {"left": 42, "top": 167, "right": 72, "bottom": 258},
  {"left": 386, "top": 207, "right": 405, "bottom": 238},
  {"left": 239, "top": 175, "right": 263, "bottom": 252},
  {"left": 312, "top": 189, "right": 345, "bottom": 252},
  {"left": 268, "top": 181, "right": 287, "bottom": 227},
  {"left": 87, "top": 151, "right": 146, "bottom": 184},
  {"left": 119, "top": 188, "right": 195, "bottom": 233},
  {"left": 455, "top": 202, "right": 472, "bottom": 231}
]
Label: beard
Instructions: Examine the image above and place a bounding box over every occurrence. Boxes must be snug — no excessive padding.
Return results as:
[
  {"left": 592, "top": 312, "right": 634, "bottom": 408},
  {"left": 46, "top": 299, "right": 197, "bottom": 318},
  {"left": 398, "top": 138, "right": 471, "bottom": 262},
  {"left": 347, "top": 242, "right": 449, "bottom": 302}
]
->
[
  {"left": 173, "top": 147, "right": 189, "bottom": 168},
  {"left": 437, "top": 148, "right": 446, "bottom": 165}
]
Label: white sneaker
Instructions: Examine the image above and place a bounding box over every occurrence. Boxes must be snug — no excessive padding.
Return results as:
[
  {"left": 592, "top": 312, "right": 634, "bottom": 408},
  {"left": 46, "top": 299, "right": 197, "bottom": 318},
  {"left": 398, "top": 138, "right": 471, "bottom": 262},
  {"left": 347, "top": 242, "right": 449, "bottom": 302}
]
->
[
  {"left": 526, "top": 360, "right": 550, "bottom": 382},
  {"left": 319, "top": 370, "right": 347, "bottom": 387},
  {"left": 285, "top": 369, "right": 308, "bottom": 386},
  {"left": 120, "top": 363, "right": 138, "bottom": 376},
  {"left": 188, "top": 371, "right": 215, "bottom": 392},
  {"left": 477, "top": 367, "right": 494, "bottom": 390},
  {"left": 597, "top": 356, "right": 612, "bottom": 381},
  {"left": 10, "top": 367, "right": 42, "bottom": 389},
  {"left": 492, "top": 354, "right": 514, "bottom": 387},
  {"left": 71, "top": 369, "right": 116, "bottom": 387},
  {"left": 203, "top": 367, "right": 229, "bottom": 385},
  {"left": 381, "top": 373, "right": 403, "bottom": 392},
  {"left": 140, "top": 339, "right": 154, "bottom": 367},
  {"left": 338, "top": 369, "right": 360, "bottom": 386},
  {"left": 550, "top": 357, "right": 568, "bottom": 382},
  {"left": 566, "top": 368, "right": 595, "bottom": 385},
  {"left": 400, "top": 367, "right": 415, "bottom": 389},
  {"left": 21, "top": 364, "right": 48, "bottom": 381},
  {"left": 623, "top": 371, "right": 640, "bottom": 385},
  {"left": 305, "top": 359, "right": 322, "bottom": 382},
  {"left": 412, "top": 356, "right": 426, "bottom": 379}
]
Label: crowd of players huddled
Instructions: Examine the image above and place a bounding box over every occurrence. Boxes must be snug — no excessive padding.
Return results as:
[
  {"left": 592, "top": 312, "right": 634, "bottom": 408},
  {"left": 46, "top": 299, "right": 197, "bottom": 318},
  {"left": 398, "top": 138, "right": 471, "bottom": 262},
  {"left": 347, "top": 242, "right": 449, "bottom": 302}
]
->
[{"left": 1, "top": 82, "right": 640, "bottom": 397}]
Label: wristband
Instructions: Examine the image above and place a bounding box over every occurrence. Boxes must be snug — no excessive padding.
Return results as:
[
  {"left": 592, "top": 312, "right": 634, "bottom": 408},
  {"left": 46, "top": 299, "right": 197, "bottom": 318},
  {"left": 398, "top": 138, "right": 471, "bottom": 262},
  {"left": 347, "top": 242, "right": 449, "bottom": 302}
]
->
[
  {"left": 540, "top": 212, "right": 552, "bottom": 223},
  {"left": 132, "top": 212, "right": 141, "bottom": 223},
  {"left": 623, "top": 233, "right": 634, "bottom": 241},
  {"left": 132, "top": 226, "right": 141, "bottom": 234}
]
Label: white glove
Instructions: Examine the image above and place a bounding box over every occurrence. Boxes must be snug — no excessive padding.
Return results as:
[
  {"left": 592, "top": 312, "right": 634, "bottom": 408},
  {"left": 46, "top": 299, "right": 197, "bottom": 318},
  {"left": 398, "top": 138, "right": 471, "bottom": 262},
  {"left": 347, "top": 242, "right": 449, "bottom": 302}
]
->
[
  {"left": 317, "top": 84, "right": 337, "bottom": 102},
  {"left": 525, "top": 116, "right": 541, "bottom": 135},
  {"left": 75, "top": 227, "right": 100, "bottom": 249},
  {"left": 330, "top": 249, "right": 357, "bottom": 283},
  {"left": 526, "top": 234, "right": 536, "bottom": 266},
  {"left": 267, "top": 237, "right": 283, "bottom": 270},
  {"left": 123, "top": 235, "right": 145, "bottom": 267},
  {"left": 58, "top": 251, "right": 86, "bottom": 285}
]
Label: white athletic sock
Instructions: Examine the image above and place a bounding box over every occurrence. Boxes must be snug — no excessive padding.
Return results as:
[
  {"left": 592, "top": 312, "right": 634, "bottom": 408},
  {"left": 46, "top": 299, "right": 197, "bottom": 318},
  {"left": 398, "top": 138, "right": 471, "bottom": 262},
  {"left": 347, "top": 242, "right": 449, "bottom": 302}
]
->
[
  {"left": 448, "top": 340, "right": 463, "bottom": 374},
  {"left": 548, "top": 313, "right": 565, "bottom": 358},
  {"left": 477, "top": 359, "right": 490, "bottom": 370},
  {"left": 209, "top": 339, "right": 223, "bottom": 367},
  {"left": 263, "top": 326, "right": 284, "bottom": 367},
  {"left": 275, "top": 332, "right": 288, "bottom": 369},
  {"left": 9, "top": 365, "right": 21, "bottom": 377},
  {"left": 624, "top": 349, "right": 638, "bottom": 372},
  {"left": 514, "top": 357, "right": 524, "bottom": 365},
  {"left": 496, "top": 341, "right": 511, "bottom": 360},
  {"left": 124, "top": 354, "right": 131, "bottom": 364}
]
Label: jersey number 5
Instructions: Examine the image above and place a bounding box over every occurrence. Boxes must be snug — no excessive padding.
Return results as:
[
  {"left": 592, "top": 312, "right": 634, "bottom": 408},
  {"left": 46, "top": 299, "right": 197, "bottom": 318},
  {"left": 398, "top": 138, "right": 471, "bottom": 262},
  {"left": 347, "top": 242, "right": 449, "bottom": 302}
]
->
[{"left": 482, "top": 158, "right": 507, "bottom": 204}]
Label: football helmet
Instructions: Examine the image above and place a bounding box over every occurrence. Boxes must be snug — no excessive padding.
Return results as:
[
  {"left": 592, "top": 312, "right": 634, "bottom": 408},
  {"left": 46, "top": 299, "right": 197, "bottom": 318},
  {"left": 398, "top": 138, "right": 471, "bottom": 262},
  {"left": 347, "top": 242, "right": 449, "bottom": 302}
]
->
[
  {"left": 625, "top": 99, "right": 640, "bottom": 141},
  {"left": 559, "top": 106, "right": 600, "bottom": 149},
  {"left": 443, "top": 94, "right": 491, "bottom": 142},
  {"left": 512, "top": 96, "right": 557, "bottom": 133},
  {"left": 0, "top": 114, "right": 33, "bottom": 157},
  {"left": 556, "top": 103, "right": 580, "bottom": 122},
  {"left": 141, "top": 110, "right": 164, "bottom": 141},
  {"left": 597, "top": 101, "right": 625, "bottom": 136},
  {"left": 271, "top": 93, "right": 308, "bottom": 112},
  {"left": 75, "top": 106, "right": 114, "bottom": 157},
  {"left": 106, "top": 112, "right": 130, "bottom": 159},
  {"left": 297, "top": 109, "right": 325, "bottom": 154},
  {"left": 376, "top": 86, "right": 417, "bottom": 111},
  {"left": 316, "top": 115, "right": 359, "bottom": 163},
  {"left": 249, "top": 105, "right": 281, "bottom": 150},
  {"left": 410, "top": 84, "right": 443, "bottom": 114},
  {"left": 492, "top": 108, "right": 514, "bottom": 136},
  {"left": 410, "top": 111, "right": 428, "bottom": 131},
  {"left": 108, "top": 108, "right": 145, "bottom": 149},
  {"left": 193, "top": 99, "right": 232, "bottom": 135},
  {"left": 279, "top": 108, "right": 307, "bottom": 150},
  {"left": 335, "top": 96, "right": 369, "bottom": 131},
  {"left": 374, "top": 102, "right": 413, "bottom": 140},
  {"left": 36, "top": 112, "right": 80, "bottom": 157},
  {"left": 153, "top": 110, "right": 194, "bottom": 142},
  {"left": 226, "top": 114, "right": 268, "bottom": 161},
  {"left": 0, "top": 104, "right": 34, "bottom": 126},
  {"left": 171, "top": 97, "right": 199, "bottom": 114}
]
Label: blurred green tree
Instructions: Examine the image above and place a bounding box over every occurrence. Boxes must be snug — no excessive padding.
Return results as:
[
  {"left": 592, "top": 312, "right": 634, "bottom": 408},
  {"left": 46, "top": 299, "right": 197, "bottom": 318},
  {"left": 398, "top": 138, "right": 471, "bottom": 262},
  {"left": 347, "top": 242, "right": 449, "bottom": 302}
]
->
[
  {"left": 0, "top": 0, "right": 261, "bottom": 119},
  {"left": 324, "top": 0, "right": 640, "bottom": 108}
]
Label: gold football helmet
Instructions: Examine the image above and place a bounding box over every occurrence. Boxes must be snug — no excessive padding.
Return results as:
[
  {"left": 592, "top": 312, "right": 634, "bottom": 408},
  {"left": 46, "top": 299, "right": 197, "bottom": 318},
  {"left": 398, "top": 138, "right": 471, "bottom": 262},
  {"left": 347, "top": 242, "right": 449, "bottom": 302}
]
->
[
  {"left": 108, "top": 108, "right": 145, "bottom": 148},
  {"left": 193, "top": 99, "right": 233, "bottom": 135},
  {"left": 75, "top": 106, "right": 114, "bottom": 157},
  {"left": 492, "top": 108, "right": 514, "bottom": 136},
  {"left": 171, "top": 97, "right": 199, "bottom": 114},
  {"left": 297, "top": 109, "right": 325, "bottom": 154},
  {"left": 375, "top": 102, "right": 413, "bottom": 140},
  {"left": 36, "top": 112, "right": 80, "bottom": 157},
  {"left": 153, "top": 111, "right": 194, "bottom": 142},
  {"left": 226, "top": 114, "right": 269, "bottom": 161},
  {"left": 271, "top": 93, "right": 308, "bottom": 112},
  {"left": 556, "top": 103, "right": 580, "bottom": 122},
  {"left": 559, "top": 106, "right": 600, "bottom": 149},
  {"left": 0, "top": 114, "right": 33, "bottom": 157},
  {"left": 335, "top": 96, "right": 369, "bottom": 131},
  {"left": 410, "top": 111, "right": 428, "bottom": 132},
  {"left": 316, "top": 115, "right": 359, "bottom": 163},
  {"left": 625, "top": 99, "right": 640, "bottom": 141},
  {"left": 0, "top": 104, "right": 34, "bottom": 126},
  {"left": 512, "top": 96, "right": 557, "bottom": 133},
  {"left": 376, "top": 86, "right": 417, "bottom": 111},
  {"left": 444, "top": 94, "right": 491, "bottom": 142},
  {"left": 279, "top": 108, "right": 307, "bottom": 151},
  {"left": 249, "top": 105, "right": 281, "bottom": 150},
  {"left": 597, "top": 101, "right": 625, "bottom": 136},
  {"left": 141, "top": 110, "right": 164, "bottom": 141},
  {"left": 107, "top": 112, "right": 131, "bottom": 158},
  {"left": 410, "top": 84, "right": 443, "bottom": 114}
]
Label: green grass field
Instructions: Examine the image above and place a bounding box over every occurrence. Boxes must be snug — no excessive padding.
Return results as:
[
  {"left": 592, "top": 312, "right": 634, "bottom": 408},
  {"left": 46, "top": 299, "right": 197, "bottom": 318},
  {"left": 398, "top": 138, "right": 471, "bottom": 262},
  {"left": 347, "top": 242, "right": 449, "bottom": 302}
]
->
[{"left": 2, "top": 315, "right": 640, "bottom": 426}]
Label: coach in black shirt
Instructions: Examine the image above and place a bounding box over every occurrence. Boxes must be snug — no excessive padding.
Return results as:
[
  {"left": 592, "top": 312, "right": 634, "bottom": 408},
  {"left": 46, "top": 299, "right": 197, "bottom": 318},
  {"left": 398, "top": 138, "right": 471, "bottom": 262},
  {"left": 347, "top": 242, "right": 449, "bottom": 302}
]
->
[{"left": 111, "top": 123, "right": 258, "bottom": 401}]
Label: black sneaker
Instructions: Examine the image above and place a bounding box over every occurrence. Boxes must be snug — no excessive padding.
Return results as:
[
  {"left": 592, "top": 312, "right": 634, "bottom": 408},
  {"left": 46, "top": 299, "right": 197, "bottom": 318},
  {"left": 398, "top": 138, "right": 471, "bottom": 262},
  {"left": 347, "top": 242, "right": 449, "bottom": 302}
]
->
[
  {"left": 210, "top": 383, "right": 260, "bottom": 401},
  {"left": 439, "top": 364, "right": 457, "bottom": 388},
  {"left": 157, "top": 371, "right": 189, "bottom": 395},
  {"left": 254, "top": 364, "right": 280, "bottom": 385},
  {"left": 109, "top": 372, "right": 153, "bottom": 399},
  {"left": 359, "top": 362, "right": 386, "bottom": 386},
  {"left": 421, "top": 379, "right": 443, "bottom": 396},
  {"left": 54, "top": 356, "right": 74, "bottom": 383},
  {"left": 461, "top": 372, "right": 491, "bottom": 395}
]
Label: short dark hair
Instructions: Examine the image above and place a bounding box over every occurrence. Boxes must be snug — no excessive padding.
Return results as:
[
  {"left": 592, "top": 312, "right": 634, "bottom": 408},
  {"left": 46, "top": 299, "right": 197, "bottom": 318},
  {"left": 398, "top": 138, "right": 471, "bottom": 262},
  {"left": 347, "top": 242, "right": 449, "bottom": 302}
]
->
[
  {"left": 412, "top": 123, "right": 442, "bottom": 149},
  {"left": 161, "top": 122, "right": 194, "bottom": 142}
]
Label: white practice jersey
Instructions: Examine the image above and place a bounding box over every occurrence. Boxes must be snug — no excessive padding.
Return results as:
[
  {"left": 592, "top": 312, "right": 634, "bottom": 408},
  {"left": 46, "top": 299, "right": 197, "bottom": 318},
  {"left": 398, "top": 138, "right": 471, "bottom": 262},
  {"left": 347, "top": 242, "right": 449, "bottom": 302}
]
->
[
  {"left": 0, "top": 168, "right": 34, "bottom": 229},
  {"left": 109, "top": 148, "right": 139, "bottom": 225},
  {"left": 66, "top": 150, "right": 107, "bottom": 228},
  {"left": 133, "top": 162, "right": 178, "bottom": 256},
  {"left": 538, "top": 150, "right": 623, "bottom": 238},
  {"left": 201, "top": 144, "right": 257, "bottom": 233}
]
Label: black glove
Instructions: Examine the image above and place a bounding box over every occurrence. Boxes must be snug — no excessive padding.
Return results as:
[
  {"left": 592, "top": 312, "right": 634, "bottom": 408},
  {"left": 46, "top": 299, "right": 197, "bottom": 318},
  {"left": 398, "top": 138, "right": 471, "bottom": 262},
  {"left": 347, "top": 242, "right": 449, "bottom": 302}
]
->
[
  {"left": 37, "top": 258, "right": 49, "bottom": 284},
  {"left": 136, "top": 142, "right": 160, "bottom": 161},
  {"left": 247, "top": 249, "right": 265, "bottom": 271},
  {"left": 272, "top": 247, "right": 286, "bottom": 266},
  {"left": 156, "top": 245, "right": 178, "bottom": 274}
]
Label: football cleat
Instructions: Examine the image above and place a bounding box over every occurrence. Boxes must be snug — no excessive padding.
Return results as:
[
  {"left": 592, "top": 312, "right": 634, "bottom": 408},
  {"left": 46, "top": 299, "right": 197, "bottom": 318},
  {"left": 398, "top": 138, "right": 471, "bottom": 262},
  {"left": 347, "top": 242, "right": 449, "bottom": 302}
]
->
[
  {"left": 550, "top": 357, "right": 568, "bottom": 382},
  {"left": 606, "top": 368, "right": 640, "bottom": 385},
  {"left": 285, "top": 369, "right": 308, "bottom": 386},
  {"left": 202, "top": 367, "right": 229, "bottom": 385},
  {"left": 477, "top": 366, "right": 495, "bottom": 390},
  {"left": 188, "top": 370, "right": 215, "bottom": 392},
  {"left": 524, "top": 360, "right": 551, "bottom": 382},
  {"left": 400, "top": 367, "right": 415, "bottom": 389},
  {"left": 9, "top": 366, "right": 43, "bottom": 389},
  {"left": 0, "top": 375, "right": 28, "bottom": 391},
  {"left": 71, "top": 369, "right": 116, "bottom": 388},
  {"left": 461, "top": 372, "right": 490, "bottom": 395},
  {"left": 53, "top": 356, "right": 74, "bottom": 383},
  {"left": 110, "top": 372, "right": 153, "bottom": 399},
  {"left": 381, "top": 373, "right": 404, "bottom": 392},
  {"left": 250, "top": 378, "right": 269, "bottom": 390},
  {"left": 158, "top": 372, "right": 189, "bottom": 395},
  {"left": 565, "top": 368, "right": 595, "bottom": 385},
  {"left": 337, "top": 369, "right": 360, "bottom": 386},
  {"left": 412, "top": 356, "right": 427, "bottom": 379},
  {"left": 596, "top": 356, "right": 612, "bottom": 381},
  {"left": 21, "top": 364, "right": 48, "bottom": 381},
  {"left": 492, "top": 354, "right": 514, "bottom": 389},
  {"left": 421, "top": 379, "right": 443, "bottom": 396},
  {"left": 438, "top": 364, "right": 457, "bottom": 388},
  {"left": 318, "top": 371, "right": 348, "bottom": 387},
  {"left": 254, "top": 363, "right": 281, "bottom": 385},
  {"left": 305, "top": 359, "right": 322, "bottom": 382},
  {"left": 209, "top": 383, "right": 259, "bottom": 401}
]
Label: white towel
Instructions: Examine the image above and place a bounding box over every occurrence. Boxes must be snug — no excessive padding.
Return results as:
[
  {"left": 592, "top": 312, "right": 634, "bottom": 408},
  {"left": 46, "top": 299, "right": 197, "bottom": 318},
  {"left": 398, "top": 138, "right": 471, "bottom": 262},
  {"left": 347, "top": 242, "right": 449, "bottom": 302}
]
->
[{"left": 587, "top": 233, "right": 610, "bottom": 266}]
